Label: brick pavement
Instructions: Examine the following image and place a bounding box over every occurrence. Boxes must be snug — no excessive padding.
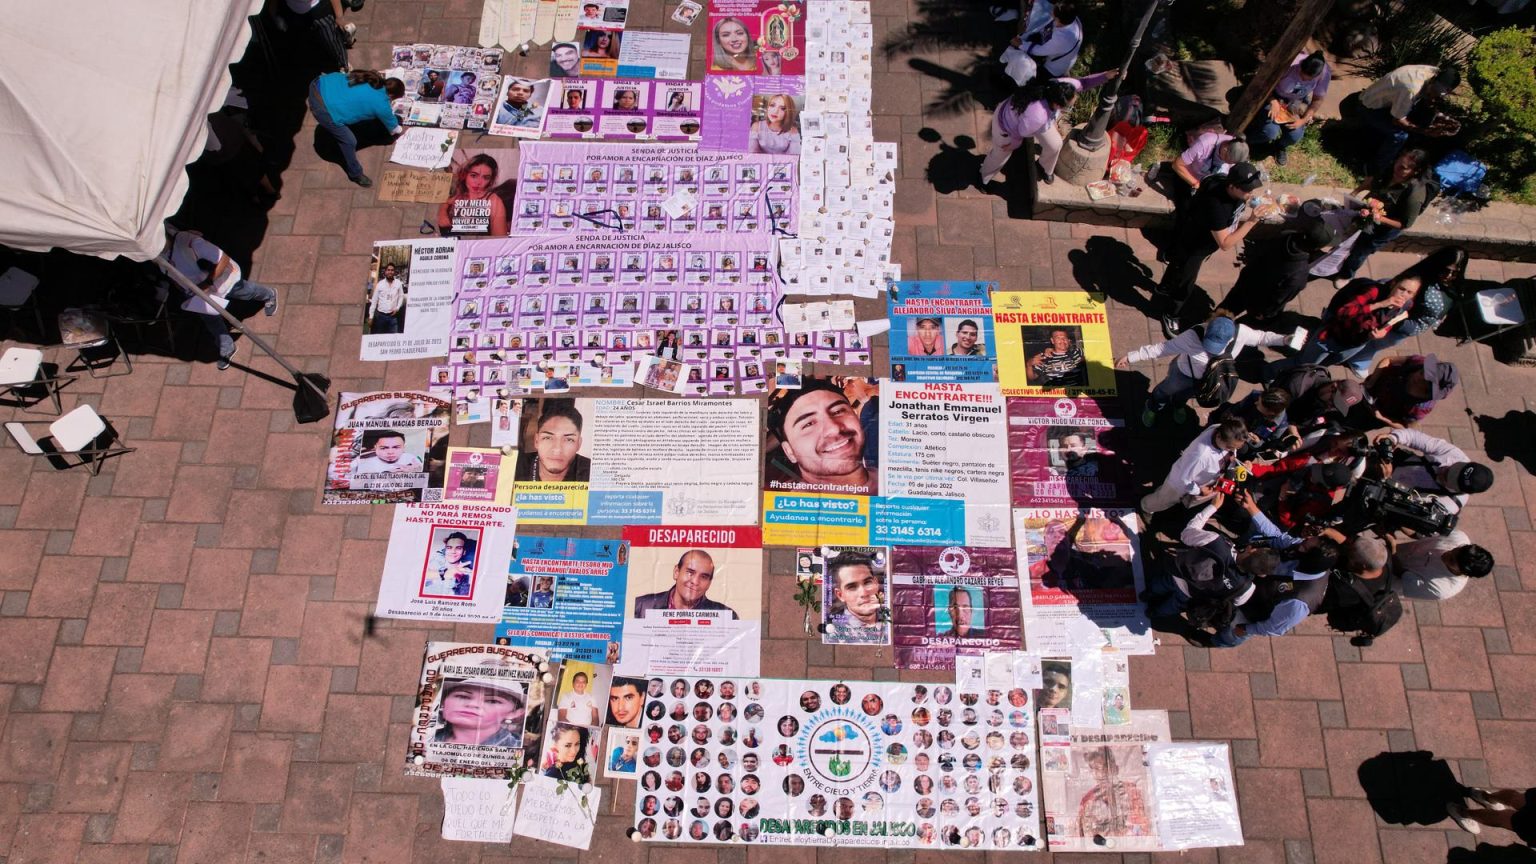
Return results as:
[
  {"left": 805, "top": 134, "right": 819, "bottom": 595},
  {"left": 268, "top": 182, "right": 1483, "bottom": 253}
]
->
[{"left": 3, "top": 1, "right": 1536, "bottom": 863}]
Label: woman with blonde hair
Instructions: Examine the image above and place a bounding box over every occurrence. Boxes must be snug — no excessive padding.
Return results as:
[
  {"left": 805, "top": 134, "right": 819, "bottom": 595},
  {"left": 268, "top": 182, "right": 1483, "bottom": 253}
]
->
[
  {"left": 437, "top": 154, "right": 509, "bottom": 237},
  {"left": 710, "top": 17, "right": 758, "bottom": 71},
  {"left": 748, "top": 93, "right": 800, "bottom": 154}
]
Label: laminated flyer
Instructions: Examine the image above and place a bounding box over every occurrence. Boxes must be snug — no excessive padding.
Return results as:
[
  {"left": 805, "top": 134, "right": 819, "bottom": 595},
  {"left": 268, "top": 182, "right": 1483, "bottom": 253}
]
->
[
  {"left": 616, "top": 525, "right": 763, "bottom": 676},
  {"left": 887, "top": 281, "right": 997, "bottom": 383},
  {"left": 630, "top": 677, "right": 1044, "bottom": 849},
  {"left": 376, "top": 503, "right": 518, "bottom": 623},
  {"left": 497, "top": 536, "right": 628, "bottom": 663},
  {"left": 992, "top": 291, "right": 1117, "bottom": 398},
  {"left": 510, "top": 397, "right": 759, "bottom": 525},
  {"left": 323, "top": 391, "right": 451, "bottom": 505},
  {"left": 878, "top": 381, "right": 1010, "bottom": 548},
  {"left": 405, "top": 642, "right": 549, "bottom": 778}
]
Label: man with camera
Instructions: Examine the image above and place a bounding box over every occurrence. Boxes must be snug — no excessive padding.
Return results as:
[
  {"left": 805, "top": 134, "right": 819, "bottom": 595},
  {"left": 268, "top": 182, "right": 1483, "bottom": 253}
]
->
[{"left": 1363, "top": 428, "right": 1493, "bottom": 518}]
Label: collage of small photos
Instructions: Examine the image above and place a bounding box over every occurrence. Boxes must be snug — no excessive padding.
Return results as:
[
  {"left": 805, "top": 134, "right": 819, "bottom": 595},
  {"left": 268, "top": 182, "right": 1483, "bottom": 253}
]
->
[{"left": 389, "top": 43, "right": 507, "bottom": 131}]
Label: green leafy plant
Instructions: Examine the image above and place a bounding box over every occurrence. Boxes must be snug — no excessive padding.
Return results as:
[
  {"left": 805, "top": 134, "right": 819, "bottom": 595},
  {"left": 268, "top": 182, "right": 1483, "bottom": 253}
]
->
[
  {"left": 506, "top": 757, "right": 596, "bottom": 824},
  {"left": 794, "top": 574, "right": 821, "bottom": 634},
  {"left": 1352, "top": 3, "right": 1471, "bottom": 79},
  {"left": 1462, "top": 26, "right": 1536, "bottom": 194}
]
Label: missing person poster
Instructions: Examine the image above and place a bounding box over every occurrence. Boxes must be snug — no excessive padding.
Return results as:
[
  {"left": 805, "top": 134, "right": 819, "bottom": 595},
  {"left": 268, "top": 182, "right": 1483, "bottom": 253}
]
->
[
  {"left": 889, "top": 546, "right": 1023, "bottom": 671},
  {"left": 1040, "top": 711, "right": 1171, "bottom": 852},
  {"left": 377, "top": 503, "right": 518, "bottom": 622},
  {"left": 705, "top": 0, "right": 806, "bottom": 76},
  {"left": 536, "top": 78, "right": 703, "bottom": 141},
  {"left": 513, "top": 141, "right": 796, "bottom": 234},
  {"left": 616, "top": 526, "right": 763, "bottom": 676},
  {"left": 887, "top": 281, "right": 996, "bottom": 383},
  {"left": 878, "top": 382, "right": 1010, "bottom": 548},
  {"left": 1007, "top": 398, "right": 1135, "bottom": 508},
  {"left": 630, "top": 677, "right": 1044, "bottom": 850},
  {"left": 406, "top": 642, "right": 549, "bottom": 778},
  {"left": 498, "top": 536, "right": 628, "bottom": 664},
  {"left": 511, "top": 397, "right": 759, "bottom": 525},
  {"left": 443, "top": 447, "right": 513, "bottom": 504},
  {"left": 812, "top": 545, "right": 890, "bottom": 645},
  {"left": 699, "top": 74, "right": 805, "bottom": 154},
  {"left": 992, "top": 291, "right": 1116, "bottom": 398},
  {"left": 762, "top": 378, "right": 970, "bottom": 549},
  {"left": 362, "top": 239, "right": 458, "bottom": 361},
  {"left": 1014, "top": 509, "right": 1154, "bottom": 656},
  {"left": 324, "top": 391, "right": 451, "bottom": 505}
]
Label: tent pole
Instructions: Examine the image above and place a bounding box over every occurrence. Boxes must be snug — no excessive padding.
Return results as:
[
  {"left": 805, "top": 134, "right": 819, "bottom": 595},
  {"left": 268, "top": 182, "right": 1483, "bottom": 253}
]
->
[{"left": 152, "top": 255, "right": 328, "bottom": 403}]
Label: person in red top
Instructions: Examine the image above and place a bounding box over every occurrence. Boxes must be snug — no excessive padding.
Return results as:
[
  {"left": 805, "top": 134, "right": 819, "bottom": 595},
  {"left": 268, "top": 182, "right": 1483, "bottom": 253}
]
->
[{"left": 1271, "top": 273, "right": 1421, "bottom": 375}]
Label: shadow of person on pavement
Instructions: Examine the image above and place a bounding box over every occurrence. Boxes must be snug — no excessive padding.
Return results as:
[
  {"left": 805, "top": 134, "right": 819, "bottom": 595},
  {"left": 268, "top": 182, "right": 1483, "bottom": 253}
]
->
[
  {"left": 919, "top": 128, "right": 984, "bottom": 195},
  {"left": 1447, "top": 843, "right": 1536, "bottom": 863},
  {"left": 1359, "top": 750, "right": 1468, "bottom": 827},
  {"left": 1069, "top": 236, "right": 1159, "bottom": 317},
  {"left": 1475, "top": 410, "right": 1536, "bottom": 477}
]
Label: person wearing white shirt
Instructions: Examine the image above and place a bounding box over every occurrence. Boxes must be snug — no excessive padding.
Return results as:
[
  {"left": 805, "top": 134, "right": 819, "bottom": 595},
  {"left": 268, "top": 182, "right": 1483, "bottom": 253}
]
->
[
  {"left": 1140, "top": 418, "right": 1248, "bottom": 516},
  {"left": 348, "top": 430, "right": 424, "bottom": 489},
  {"left": 165, "top": 227, "right": 279, "bottom": 369},
  {"left": 369, "top": 262, "right": 407, "bottom": 334},
  {"left": 557, "top": 672, "right": 600, "bottom": 726},
  {"left": 1117, "top": 315, "right": 1290, "bottom": 425},
  {"left": 1377, "top": 428, "right": 1494, "bottom": 515},
  {"left": 1391, "top": 530, "right": 1493, "bottom": 600},
  {"left": 1004, "top": 1, "right": 1082, "bottom": 81}
]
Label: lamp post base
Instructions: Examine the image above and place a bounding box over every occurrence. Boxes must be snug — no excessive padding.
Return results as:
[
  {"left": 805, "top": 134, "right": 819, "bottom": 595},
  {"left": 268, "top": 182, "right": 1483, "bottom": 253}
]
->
[{"left": 1054, "top": 129, "right": 1110, "bottom": 185}]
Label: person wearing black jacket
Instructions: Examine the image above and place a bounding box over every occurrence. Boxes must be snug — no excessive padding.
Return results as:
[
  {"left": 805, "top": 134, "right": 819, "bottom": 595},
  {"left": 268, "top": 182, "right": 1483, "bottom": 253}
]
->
[
  {"left": 1218, "top": 217, "right": 1340, "bottom": 322},
  {"left": 1153, "top": 163, "right": 1264, "bottom": 338}
]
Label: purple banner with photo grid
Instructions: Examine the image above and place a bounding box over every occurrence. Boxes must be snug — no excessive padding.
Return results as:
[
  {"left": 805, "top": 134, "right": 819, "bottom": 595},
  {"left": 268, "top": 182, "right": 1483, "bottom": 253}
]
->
[{"left": 513, "top": 142, "right": 797, "bottom": 236}]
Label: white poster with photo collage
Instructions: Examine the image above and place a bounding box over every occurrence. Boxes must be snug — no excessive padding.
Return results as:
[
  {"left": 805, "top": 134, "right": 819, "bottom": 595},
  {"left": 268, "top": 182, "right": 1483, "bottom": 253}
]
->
[
  {"left": 630, "top": 678, "right": 1044, "bottom": 850},
  {"left": 388, "top": 44, "right": 505, "bottom": 131}
]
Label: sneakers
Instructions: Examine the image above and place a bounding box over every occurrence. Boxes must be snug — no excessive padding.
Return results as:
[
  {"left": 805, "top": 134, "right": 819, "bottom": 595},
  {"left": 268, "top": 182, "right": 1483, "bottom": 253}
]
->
[
  {"left": 988, "top": 5, "right": 1020, "bottom": 21},
  {"left": 1275, "top": 148, "right": 1289, "bottom": 167},
  {"left": 1161, "top": 313, "right": 1183, "bottom": 339},
  {"left": 1465, "top": 788, "right": 1507, "bottom": 811},
  {"left": 351, "top": 174, "right": 373, "bottom": 188},
  {"left": 341, "top": 22, "right": 357, "bottom": 48},
  {"left": 264, "top": 293, "right": 279, "bottom": 317},
  {"left": 1037, "top": 161, "right": 1054, "bottom": 184},
  {"left": 1169, "top": 406, "right": 1190, "bottom": 424},
  {"left": 1447, "top": 802, "right": 1482, "bottom": 834},
  {"left": 216, "top": 356, "right": 232, "bottom": 371}
]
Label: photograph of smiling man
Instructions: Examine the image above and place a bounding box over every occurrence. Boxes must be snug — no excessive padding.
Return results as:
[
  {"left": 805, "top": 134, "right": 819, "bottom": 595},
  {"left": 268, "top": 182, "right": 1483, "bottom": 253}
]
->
[
  {"left": 617, "top": 526, "right": 763, "bottom": 677},
  {"left": 764, "top": 377, "right": 879, "bottom": 496}
]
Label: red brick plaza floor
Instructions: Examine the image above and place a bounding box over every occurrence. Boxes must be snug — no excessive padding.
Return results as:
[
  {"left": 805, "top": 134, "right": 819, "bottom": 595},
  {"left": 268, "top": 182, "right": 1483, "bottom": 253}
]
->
[{"left": 4, "top": 1, "right": 1536, "bottom": 863}]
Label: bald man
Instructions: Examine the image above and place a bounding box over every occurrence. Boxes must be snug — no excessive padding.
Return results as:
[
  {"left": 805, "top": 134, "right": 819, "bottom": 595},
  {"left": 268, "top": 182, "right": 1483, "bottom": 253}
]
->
[{"left": 632, "top": 549, "right": 739, "bottom": 619}]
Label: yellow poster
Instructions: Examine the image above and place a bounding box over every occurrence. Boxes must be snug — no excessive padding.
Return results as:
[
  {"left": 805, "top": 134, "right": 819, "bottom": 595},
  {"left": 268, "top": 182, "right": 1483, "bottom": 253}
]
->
[{"left": 992, "top": 291, "right": 1117, "bottom": 398}]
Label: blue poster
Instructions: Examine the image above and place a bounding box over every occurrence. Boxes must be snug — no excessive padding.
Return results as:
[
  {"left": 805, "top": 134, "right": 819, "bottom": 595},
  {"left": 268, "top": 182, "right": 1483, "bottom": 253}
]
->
[
  {"left": 497, "top": 536, "right": 629, "bottom": 663},
  {"left": 887, "top": 281, "right": 997, "bottom": 383}
]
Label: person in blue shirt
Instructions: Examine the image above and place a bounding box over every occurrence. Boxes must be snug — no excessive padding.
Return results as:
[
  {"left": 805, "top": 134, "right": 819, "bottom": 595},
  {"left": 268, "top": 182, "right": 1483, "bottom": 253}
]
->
[{"left": 306, "top": 70, "right": 405, "bottom": 187}]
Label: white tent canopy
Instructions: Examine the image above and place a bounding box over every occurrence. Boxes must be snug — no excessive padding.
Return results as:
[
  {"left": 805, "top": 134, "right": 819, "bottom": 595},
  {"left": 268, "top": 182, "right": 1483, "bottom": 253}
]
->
[{"left": 0, "top": 0, "right": 264, "bottom": 261}]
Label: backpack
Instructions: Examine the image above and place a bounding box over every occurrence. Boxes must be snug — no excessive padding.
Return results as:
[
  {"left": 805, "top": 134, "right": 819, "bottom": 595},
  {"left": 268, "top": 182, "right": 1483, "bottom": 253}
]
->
[
  {"left": 1192, "top": 325, "right": 1240, "bottom": 409},
  {"left": 1272, "top": 363, "right": 1332, "bottom": 401},
  {"left": 1172, "top": 540, "right": 1252, "bottom": 631},
  {"left": 1433, "top": 150, "right": 1487, "bottom": 198},
  {"left": 1321, "top": 569, "right": 1402, "bottom": 646}
]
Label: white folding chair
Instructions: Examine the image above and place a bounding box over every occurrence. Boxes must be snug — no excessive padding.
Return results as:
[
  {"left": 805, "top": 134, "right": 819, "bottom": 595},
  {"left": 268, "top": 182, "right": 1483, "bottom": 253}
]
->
[
  {"left": 0, "top": 345, "right": 74, "bottom": 414},
  {"left": 4, "top": 405, "right": 134, "bottom": 474},
  {"left": 0, "top": 268, "right": 45, "bottom": 340}
]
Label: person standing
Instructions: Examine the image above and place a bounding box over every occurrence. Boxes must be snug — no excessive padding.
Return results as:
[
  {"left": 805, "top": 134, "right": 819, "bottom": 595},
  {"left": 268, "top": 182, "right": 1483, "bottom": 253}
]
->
[
  {"left": 368, "top": 262, "right": 406, "bottom": 333},
  {"left": 1217, "top": 217, "right": 1339, "bottom": 322},
  {"left": 1153, "top": 163, "right": 1264, "bottom": 338},
  {"left": 306, "top": 70, "right": 405, "bottom": 187},
  {"left": 979, "top": 70, "right": 1119, "bottom": 187}
]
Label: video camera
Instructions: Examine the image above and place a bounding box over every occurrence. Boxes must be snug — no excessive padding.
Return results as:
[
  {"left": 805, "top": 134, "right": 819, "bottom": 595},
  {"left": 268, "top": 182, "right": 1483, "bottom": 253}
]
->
[
  {"left": 1331, "top": 476, "right": 1458, "bottom": 537},
  {"left": 1348, "top": 436, "right": 1398, "bottom": 464}
]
